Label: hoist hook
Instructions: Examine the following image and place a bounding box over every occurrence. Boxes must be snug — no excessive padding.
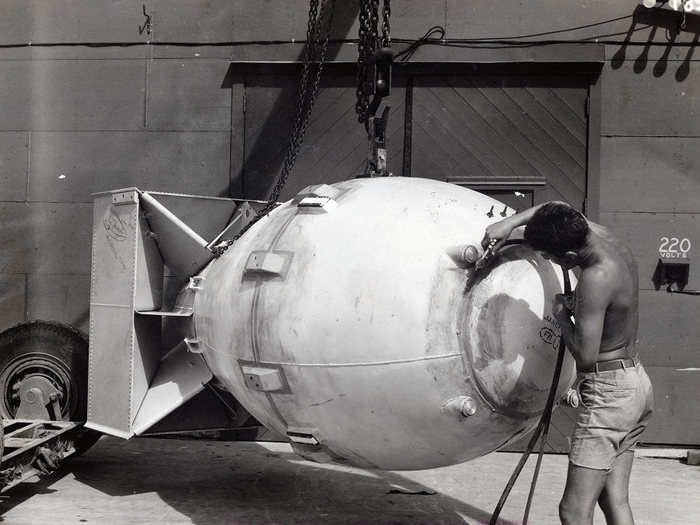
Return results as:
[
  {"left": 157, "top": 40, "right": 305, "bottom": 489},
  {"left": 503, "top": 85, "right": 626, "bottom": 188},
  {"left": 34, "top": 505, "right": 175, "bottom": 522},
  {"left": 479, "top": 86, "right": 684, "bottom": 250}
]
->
[
  {"left": 364, "top": 46, "right": 395, "bottom": 129},
  {"left": 361, "top": 46, "right": 394, "bottom": 177},
  {"left": 361, "top": 105, "right": 391, "bottom": 178}
]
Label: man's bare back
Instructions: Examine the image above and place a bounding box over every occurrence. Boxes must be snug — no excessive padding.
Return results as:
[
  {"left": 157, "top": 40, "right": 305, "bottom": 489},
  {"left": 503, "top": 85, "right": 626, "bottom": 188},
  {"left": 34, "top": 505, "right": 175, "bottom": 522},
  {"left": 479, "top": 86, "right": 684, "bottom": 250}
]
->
[{"left": 578, "top": 222, "right": 639, "bottom": 358}]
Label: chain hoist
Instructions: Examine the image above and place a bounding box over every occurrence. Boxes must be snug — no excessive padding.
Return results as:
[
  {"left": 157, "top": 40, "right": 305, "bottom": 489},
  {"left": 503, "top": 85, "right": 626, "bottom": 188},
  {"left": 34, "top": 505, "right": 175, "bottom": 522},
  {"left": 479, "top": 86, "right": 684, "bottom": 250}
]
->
[
  {"left": 213, "top": 0, "right": 335, "bottom": 255},
  {"left": 355, "top": 0, "right": 393, "bottom": 177},
  {"left": 355, "top": 0, "right": 391, "bottom": 125}
]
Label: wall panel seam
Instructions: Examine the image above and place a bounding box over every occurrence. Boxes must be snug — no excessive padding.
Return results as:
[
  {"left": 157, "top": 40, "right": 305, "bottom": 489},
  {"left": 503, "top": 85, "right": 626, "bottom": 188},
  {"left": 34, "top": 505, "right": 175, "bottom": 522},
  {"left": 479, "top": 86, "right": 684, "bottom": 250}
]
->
[
  {"left": 23, "top": 273, "right": 28, "bottom": 322},
  {"left": 602, "top": 135, "right": 700, "bottom": 138},
  {"left": 21, "top": 273, "right": 90, "bottom": 277},
  {"left": 25, "top": 132, "right": 30, "bottom": 202},
  {"left": 1, "top": 201, "right": 93, "bottom": 205},
  {"left": 600, "top": 211, "right": 700, "bottom": 215},
  {"left": 639, "top": 288, "right": 695, "bottom": 292},
  {"left": 0, "top": 58, "right": 147, "bottom": 63},
  {"left": 8, "top": 130, "right": 229, "bottom": 133}
]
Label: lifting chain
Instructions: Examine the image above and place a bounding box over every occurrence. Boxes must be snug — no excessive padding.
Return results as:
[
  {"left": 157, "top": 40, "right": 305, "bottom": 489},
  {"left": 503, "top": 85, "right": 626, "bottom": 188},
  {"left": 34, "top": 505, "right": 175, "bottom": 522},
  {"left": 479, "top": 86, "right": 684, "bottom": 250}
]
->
[
  {"left": 381, "top": 0, "right": 391, "bottom": 47},
  {"left": 355, "top": 0, "right": 391, "bottom": 124},
  {"left": 369, "top": 0, "right": 380, "bottom": 48},
  {"left": 214, "top": 0, "right": 335, "bottom": 254},
  {"left": 355, "top": 0, "right": 371, "bottom": 121},
  {"left": 266, "top": 0, "right": 335, "bottom": 205}
]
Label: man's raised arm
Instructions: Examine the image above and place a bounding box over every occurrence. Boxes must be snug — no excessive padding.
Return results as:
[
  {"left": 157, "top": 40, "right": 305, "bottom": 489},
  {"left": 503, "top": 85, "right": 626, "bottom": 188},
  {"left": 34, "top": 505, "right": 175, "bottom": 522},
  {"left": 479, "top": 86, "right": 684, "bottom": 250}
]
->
[
  {"left": 480, "top": 202, "right": 558, "bottom": 251},
  {"left": 554, "top": 268, "right": 610, "bottom": 370}
]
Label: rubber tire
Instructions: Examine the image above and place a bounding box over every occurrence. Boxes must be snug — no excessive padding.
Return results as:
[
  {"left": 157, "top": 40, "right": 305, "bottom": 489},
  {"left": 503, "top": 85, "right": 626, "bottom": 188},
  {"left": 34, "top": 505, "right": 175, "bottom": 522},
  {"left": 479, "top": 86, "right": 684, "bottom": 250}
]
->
[{"left": 0, "top": 321, "right": 101, "bottom": 455}]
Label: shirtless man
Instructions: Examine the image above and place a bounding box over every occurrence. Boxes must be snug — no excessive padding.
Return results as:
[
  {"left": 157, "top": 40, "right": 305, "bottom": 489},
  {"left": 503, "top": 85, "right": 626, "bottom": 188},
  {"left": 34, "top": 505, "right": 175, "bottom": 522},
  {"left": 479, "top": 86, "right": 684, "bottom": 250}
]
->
[{"left": 482, "top": 201, "right": 653, "bottom": 525}]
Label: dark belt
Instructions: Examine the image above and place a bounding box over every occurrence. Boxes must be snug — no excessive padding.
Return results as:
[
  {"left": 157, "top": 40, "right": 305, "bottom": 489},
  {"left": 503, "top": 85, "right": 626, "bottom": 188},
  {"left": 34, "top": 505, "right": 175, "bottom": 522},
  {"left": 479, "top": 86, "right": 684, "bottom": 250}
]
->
[{"left": 581, "top": 357, "right": 638, "bottom": 374}]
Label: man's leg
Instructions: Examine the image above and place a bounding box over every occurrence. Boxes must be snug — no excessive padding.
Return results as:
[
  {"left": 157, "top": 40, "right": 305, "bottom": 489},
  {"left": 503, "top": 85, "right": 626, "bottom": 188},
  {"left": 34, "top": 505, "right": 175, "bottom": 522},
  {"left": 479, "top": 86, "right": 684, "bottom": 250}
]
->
[
  {"left": 559, "top": 462, "right": 608, "bottom": 525},
  {"left": 597, "top": 450, "right": 634, "bottom": 525}
]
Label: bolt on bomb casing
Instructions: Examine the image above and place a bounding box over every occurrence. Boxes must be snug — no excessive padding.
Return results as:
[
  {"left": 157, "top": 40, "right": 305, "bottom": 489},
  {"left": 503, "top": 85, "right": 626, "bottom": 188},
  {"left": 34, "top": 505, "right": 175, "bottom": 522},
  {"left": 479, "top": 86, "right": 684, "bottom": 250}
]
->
[{"left": 193, "top": 177, "right": 575, "bottom": 470}]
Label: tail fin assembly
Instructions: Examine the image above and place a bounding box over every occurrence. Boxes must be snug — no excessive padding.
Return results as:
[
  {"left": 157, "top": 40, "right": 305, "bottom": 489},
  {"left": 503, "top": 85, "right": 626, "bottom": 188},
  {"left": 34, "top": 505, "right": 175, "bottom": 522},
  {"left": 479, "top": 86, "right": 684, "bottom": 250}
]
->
[{"left": 86, "top": 188, "right": 262, "bottom": 438}]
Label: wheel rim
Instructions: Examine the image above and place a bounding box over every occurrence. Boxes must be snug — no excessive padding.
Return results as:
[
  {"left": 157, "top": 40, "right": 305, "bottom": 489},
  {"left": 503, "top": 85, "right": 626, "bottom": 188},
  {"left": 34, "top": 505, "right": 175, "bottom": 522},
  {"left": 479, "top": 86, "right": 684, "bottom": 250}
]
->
[{"left": 0, "top": 352, "right": 78, "bottom": 420}]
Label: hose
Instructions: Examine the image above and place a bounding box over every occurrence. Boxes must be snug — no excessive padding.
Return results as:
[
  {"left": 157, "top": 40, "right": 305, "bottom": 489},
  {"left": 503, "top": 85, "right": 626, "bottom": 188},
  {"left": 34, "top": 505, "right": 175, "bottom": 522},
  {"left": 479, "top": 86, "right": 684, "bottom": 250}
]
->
[{"left": 489, "top": 265, "right": 571, "bottom": 525}]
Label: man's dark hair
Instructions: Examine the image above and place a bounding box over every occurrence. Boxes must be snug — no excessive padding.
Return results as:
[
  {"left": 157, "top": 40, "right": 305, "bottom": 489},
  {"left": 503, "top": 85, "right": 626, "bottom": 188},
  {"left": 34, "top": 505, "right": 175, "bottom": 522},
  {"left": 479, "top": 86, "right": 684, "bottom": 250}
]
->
[{"left": 524, "top": 202, "right": 589, "bottom": 256}]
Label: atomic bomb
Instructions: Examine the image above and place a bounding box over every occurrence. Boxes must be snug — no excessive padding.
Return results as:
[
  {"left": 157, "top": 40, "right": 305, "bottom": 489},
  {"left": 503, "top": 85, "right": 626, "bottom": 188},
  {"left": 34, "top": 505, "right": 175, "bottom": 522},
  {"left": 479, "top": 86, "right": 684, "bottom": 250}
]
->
[{"left": 191, "top": 177, "right": 576, "bottom": 470}]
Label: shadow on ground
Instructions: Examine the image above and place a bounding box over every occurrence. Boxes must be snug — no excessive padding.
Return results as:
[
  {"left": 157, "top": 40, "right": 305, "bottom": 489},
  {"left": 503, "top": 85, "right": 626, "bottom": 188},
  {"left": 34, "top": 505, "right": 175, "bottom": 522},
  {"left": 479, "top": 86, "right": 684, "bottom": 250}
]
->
[{"left": 1, "top": 437, "right": 516, "bottom": 524}]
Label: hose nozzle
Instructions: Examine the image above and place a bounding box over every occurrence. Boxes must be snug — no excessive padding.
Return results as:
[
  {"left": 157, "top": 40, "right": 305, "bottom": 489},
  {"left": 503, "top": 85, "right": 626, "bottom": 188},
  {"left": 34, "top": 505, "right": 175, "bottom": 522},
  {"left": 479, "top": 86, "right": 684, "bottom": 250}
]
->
[{"left": 474, "top": 239, "right": 499, "bottom": 271}]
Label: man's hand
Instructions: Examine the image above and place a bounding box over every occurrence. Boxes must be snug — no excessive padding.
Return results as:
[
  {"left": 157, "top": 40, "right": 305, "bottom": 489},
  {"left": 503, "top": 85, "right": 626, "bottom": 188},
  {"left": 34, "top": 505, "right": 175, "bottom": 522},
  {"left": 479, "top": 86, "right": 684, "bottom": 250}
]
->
[
  {"left": 481, "top": 221, "right": 514, "bottom": 251},
  {"left": 557, "top": 292, "right": 576, "bottom": 312},
  {"left": 553, "top": 293, "right": 574, "bottom": 322}
]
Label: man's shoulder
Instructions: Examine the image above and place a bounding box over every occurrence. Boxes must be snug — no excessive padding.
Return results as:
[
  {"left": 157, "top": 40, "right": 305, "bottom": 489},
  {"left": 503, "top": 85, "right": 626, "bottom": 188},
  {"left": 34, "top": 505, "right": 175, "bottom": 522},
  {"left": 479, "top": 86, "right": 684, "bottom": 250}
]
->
[
  {"left": 578, "top": 265, "right": 616, "bottom": 301},
  {"left": 580, "top": 263, "right": 610, "bottom": 281}
]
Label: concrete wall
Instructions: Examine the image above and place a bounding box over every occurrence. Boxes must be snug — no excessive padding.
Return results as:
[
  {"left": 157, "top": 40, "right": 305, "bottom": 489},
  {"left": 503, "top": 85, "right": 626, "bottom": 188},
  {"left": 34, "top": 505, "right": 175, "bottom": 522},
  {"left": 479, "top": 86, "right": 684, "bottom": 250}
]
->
[{"left": 0, "top": 1, "right": 698, "bottom": 442}]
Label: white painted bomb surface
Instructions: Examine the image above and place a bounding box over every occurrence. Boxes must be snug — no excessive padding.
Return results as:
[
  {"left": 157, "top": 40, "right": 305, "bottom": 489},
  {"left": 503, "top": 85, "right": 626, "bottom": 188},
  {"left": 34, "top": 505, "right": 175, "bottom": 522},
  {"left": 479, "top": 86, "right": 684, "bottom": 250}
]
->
[{"left": 193, "top": 177, "right": 576, "bottom": 470}]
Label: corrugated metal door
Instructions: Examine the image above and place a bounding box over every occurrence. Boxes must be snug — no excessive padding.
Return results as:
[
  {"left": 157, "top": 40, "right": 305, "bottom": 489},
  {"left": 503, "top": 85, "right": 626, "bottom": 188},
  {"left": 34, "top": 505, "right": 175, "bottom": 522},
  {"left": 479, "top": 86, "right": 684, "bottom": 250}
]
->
[{"left": 411, "top": 75, "right": 589, "bottom": 214}]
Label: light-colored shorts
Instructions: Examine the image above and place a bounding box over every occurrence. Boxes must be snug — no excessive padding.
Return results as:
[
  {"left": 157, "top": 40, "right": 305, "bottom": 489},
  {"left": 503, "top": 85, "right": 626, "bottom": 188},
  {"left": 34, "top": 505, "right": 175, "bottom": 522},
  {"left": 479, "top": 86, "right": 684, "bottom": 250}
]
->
[{"left": 569, "top": 361, "right": 654, "bottom": 471}]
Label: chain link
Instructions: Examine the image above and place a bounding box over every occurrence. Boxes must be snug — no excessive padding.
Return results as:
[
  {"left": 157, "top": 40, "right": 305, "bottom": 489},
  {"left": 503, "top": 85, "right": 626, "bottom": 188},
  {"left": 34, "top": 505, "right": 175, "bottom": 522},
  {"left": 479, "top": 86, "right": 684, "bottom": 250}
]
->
[
  {"left": 217, "top": 0, "right": 393, "bottom": 254},
  {"left": 369, "top": 0, "right": 379, "bottom": 46},
  {"left": 267, "top": 0, "right": 334, "bottom": 205},
  {"left": 217, "top": 0, "right": 335, "bottom": 252},
  {"left": 355, "top": 0, "right": 371, "bottom": 122},
  {"left": 356, "top": 0, "right": 380, "bottom": 124},
  {"left": 381, "top": 0, "right": 391, "bottom": 47},
  {"left": 355, "top": 0, "right": 391, "bottom": 124}
]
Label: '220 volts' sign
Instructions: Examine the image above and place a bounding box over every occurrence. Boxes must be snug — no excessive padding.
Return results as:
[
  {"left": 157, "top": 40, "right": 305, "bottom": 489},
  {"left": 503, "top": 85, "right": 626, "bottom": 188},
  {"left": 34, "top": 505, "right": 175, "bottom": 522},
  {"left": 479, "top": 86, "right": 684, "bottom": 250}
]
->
[{"left": 658, "top": 236, "right": 692, "bottom": 259}]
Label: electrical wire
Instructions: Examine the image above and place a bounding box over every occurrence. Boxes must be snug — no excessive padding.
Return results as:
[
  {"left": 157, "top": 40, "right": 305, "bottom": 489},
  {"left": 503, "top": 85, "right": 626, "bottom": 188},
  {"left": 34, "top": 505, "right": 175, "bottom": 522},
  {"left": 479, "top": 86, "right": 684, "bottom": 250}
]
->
[
  {"left": 1, "top": 33, "right": 688, "bottom": 52},
  {"left": 0, "top": 12, "right": 688, "bottom": 52},
  {"left": 394, "top": 26, "right": 445, "bottom": 62},
  {"left": 0, "top": 40, "right": 324, "bottom": 49},
  {"left": 452, "top": 14, "right": 635, "bottom": 41}
]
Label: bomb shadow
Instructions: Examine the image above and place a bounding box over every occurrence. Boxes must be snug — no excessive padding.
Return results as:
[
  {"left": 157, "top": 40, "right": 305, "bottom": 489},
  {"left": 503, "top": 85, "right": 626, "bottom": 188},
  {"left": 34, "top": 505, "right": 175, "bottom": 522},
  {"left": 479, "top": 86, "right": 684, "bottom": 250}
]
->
[
  {"left": 468, "top": 249, "right": 573, "bottom": 419},
  {"left": 0, "top": 437, "right": 522, "bottom": 525}
]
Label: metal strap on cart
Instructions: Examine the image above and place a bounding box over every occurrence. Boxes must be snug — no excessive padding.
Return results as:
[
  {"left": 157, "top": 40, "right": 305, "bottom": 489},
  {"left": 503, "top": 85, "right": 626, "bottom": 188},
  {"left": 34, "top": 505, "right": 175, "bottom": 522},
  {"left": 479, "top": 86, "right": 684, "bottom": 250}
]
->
[{"left": 1, "top": 419, "right": 79, "bottom": 492}]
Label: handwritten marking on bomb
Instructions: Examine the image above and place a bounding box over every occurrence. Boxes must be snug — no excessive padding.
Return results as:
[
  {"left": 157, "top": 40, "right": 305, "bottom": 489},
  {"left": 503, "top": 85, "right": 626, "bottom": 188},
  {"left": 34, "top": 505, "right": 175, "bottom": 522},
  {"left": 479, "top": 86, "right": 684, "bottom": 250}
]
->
[
  {"left": 539, "top": 315, "right": 561, "bottom": 350},
  {"left": 539, "top": 327, "right": 561, "bottom": 349},
  {"left": 104, "top": 213, "right": 128, "bottom": 241}
]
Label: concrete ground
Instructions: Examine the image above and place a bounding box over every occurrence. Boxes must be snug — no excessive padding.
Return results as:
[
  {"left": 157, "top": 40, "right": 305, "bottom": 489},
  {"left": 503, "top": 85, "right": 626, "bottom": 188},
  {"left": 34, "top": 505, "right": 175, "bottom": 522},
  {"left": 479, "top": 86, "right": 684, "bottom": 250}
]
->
[{"left": 1, "top": 437, "right": 698, "bottom": 524}]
